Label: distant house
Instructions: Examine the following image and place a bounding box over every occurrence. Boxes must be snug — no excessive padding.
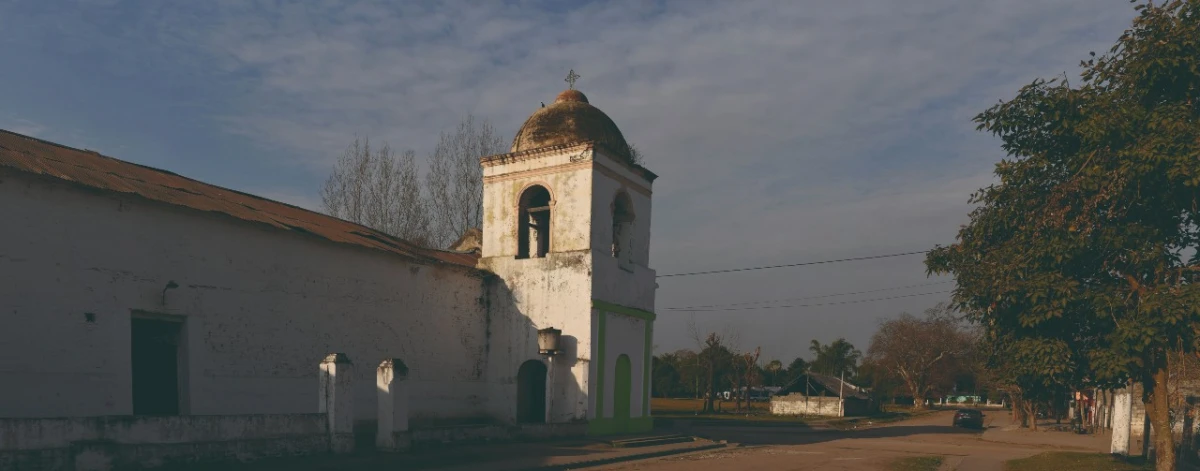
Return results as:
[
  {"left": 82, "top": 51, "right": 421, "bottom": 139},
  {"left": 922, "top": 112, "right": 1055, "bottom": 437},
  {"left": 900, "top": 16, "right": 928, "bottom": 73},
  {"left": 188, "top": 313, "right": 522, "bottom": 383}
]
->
[{"left": 770, "top": 372, "right": 876, "bottom": 417}]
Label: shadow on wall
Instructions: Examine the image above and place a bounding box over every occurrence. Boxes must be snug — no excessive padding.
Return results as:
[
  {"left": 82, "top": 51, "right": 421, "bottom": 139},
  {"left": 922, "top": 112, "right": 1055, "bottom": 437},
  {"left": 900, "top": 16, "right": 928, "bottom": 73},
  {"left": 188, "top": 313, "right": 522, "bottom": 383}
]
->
[
  {"left": 359, "top": 275, "right": 588, "bottom": 452},
  {"left": 485, "top": 275, "right": 587, "bottom": 429}
]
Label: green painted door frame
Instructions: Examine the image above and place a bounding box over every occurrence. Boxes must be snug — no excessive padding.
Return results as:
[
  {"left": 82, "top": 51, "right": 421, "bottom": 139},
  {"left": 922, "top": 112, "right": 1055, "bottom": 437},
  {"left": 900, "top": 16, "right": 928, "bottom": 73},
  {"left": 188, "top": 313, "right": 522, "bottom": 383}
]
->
[{"left": 589, "top": 300, "right": 656, "bottom": 435}]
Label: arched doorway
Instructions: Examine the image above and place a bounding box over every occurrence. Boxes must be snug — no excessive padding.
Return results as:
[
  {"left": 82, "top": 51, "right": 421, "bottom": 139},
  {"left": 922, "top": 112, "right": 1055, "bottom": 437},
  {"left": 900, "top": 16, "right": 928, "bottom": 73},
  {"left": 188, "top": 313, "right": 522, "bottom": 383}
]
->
[
  {"left": 516, "top": 360, "right": 547, "bottom": 423},
  {"left": 613, "top": 354, "right": 632, "bottom": 429}
]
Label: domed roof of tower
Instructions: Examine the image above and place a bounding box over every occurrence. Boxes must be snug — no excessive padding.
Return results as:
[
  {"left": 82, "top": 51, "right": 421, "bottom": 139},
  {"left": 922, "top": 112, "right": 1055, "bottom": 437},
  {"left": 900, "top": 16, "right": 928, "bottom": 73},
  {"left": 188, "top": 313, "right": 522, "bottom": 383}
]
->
[{"left": 510, "top": 89, "right": 634, "bottom": 163}]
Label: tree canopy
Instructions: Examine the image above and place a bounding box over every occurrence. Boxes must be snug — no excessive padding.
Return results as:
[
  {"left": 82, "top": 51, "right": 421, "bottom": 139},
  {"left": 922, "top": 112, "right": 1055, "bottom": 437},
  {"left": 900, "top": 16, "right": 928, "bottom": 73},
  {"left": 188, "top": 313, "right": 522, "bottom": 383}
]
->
[
  {"left": 926, "top": 1, "right": 1199, "bottom": 467},
  {"left": 808, "top": 338, "right": 861, "bottom": 378}
]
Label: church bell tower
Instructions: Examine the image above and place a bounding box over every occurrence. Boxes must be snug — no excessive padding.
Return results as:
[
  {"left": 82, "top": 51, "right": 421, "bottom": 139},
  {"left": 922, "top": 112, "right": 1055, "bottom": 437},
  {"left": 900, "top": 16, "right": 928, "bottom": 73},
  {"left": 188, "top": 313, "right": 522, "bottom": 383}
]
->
[{"left": 478, "top": 80, "right": 658, "bottom": 435}]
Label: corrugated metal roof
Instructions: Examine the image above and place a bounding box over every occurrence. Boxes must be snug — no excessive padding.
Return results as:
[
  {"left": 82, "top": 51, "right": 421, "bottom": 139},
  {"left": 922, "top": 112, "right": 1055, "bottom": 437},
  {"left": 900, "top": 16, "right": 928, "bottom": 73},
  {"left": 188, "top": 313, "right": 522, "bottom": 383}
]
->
[
  {"left": 0, "top": 129, "right": 481, "bottom": 270},
  {"left": 779, "top": 372, "right": 871, "bottom": 400}
]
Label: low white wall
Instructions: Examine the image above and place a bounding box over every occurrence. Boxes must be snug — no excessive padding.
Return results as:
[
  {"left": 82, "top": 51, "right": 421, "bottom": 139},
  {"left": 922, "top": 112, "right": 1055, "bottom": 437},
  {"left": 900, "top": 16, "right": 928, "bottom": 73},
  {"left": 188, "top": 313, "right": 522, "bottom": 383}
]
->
[
  {"left": 770, "top": 395, "right": 843, "bottom": 417},
  {"left": 0, "top": 414, "right": 328, "bottom": 470}
]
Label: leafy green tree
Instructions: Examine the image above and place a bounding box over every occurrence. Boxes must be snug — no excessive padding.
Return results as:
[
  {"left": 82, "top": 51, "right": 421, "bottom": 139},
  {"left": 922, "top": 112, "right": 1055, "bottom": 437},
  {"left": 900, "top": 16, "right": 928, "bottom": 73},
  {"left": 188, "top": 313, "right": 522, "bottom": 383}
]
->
[
  {"left": 927, "top": 1, "right": 1199, "bottom": 467},
  {"left": 652, "top": 353, "right": 682, "bottom": 398},
  {"left": 809, "top": 338, "right": 862, "bottom": 378},
  {"left": 779, "top": 357, "right": 810, "bottom": 390}
]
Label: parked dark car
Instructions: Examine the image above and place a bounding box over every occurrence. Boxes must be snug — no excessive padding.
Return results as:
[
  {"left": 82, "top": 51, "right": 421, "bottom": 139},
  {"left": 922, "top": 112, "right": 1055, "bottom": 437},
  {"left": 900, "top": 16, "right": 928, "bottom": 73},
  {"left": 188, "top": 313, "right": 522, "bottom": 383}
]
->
[{"left": 952, "top": 409, "right": 984, "bottom": 429}]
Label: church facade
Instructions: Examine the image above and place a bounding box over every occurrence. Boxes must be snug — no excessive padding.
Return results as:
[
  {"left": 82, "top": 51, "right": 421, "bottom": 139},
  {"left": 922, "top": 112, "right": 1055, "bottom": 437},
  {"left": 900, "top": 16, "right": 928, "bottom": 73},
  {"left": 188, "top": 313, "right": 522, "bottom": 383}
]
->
[{"left": 0, "top": 86, "right": 657, "bottom": 457}]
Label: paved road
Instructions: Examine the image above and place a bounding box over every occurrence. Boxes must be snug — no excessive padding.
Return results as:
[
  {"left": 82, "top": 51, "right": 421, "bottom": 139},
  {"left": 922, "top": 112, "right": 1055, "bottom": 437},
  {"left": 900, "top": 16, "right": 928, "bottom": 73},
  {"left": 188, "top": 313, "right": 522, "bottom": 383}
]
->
[{"left": 590, "top": 410, "right": 1105, "bottom": 471}]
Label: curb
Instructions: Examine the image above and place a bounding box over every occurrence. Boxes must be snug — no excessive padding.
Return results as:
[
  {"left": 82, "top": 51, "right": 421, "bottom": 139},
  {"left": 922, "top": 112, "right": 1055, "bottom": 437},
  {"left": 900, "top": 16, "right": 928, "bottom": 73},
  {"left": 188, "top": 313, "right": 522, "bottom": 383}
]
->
[{"left": 519, "top": 441, "right": 732, "bottom": 470}]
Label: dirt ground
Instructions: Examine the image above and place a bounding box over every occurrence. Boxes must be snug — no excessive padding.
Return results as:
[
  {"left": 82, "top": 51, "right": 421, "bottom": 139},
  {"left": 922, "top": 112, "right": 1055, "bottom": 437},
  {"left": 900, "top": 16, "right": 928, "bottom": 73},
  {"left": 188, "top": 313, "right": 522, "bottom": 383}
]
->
[{"left": 590, "top": 409, "right": 1111, "bottom": 471}]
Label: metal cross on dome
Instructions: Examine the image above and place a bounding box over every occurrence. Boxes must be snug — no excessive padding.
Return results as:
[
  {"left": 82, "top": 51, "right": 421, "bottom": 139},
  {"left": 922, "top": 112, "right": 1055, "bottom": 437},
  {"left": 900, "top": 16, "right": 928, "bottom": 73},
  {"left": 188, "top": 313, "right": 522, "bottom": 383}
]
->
[{"left": 565, "top": 69, "right": 580, "bottom": 89}]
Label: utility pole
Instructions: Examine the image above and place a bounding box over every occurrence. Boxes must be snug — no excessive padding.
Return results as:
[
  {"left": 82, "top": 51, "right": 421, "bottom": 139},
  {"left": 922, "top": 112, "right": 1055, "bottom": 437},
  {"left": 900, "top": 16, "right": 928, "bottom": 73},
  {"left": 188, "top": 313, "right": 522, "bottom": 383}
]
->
[{"left": 839, "top": 370, "right": 845, "bottom": 417}]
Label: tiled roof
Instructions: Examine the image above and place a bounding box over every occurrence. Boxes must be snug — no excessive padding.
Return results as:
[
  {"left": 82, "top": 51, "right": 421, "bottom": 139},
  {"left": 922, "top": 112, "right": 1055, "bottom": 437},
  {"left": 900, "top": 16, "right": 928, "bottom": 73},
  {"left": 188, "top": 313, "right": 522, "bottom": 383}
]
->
[{"left": 0, "top": 129, "right": 481, "bottom": 270}]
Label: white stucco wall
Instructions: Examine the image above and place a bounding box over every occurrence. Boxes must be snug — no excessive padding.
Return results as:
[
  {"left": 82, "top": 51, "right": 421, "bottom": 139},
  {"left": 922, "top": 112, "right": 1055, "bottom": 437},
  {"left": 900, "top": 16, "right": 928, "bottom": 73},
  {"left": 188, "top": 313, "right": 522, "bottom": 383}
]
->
[
  {"left": 1112, "top": 388, "right": 1133, "bottom": 455},
  {"left": 590, "top": 150, "right": 653, "bottom": 268},
  {"left": 0, "top": 171, "right": 492, "bottom": 424},
  {"left": 481, "top": 254, "right": 594, "bottom": 423},
  {"left": 770, "top": 395, "right": 844, "bottom": 417},
  {"left": 590, "top": 157, "right": 656, "bottom": 313},
  {"left": 479, "top": 148, "right": 598, "bottom": 424}
]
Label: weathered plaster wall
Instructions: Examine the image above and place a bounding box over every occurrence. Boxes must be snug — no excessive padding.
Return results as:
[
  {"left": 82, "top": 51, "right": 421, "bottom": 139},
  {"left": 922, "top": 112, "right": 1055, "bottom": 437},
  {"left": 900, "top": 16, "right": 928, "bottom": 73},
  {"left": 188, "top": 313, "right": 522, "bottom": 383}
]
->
[
  {"left": 481, "top": 149, "right": 596, "bottom": 258},
  {"left": 589, "top": 150, "right": 653, "bottom": 268},
  {"left": 0, "top": 413, "right": 328, "bottom": 469},
  {"left": 0, "top": 172, "right": 490, "bottom": 423},
  {"left": 481, "top": 255, "right": 594, "bottom": 423},
  {"left": 479, "top": 149, "right": 598, "bottom": 424},
  {"left": 590, "top": 155, "right": 656, "bottom": 313},
  {"left": 770, "top": 395, "right": 844, "bottom": 417}
]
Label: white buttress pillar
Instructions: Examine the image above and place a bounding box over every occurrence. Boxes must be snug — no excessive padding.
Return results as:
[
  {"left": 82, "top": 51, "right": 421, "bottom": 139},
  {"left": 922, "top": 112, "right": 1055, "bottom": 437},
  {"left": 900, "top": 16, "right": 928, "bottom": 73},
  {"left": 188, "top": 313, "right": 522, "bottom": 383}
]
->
[
  {"left": 319, "top": 353, "right": 355, "bottom": 454},
  {"left": 377, "top": 358, "right": 411, "bottom": 451},
  {"left": 1111, "top": 387, "right": 1133, "bottom": 456}
]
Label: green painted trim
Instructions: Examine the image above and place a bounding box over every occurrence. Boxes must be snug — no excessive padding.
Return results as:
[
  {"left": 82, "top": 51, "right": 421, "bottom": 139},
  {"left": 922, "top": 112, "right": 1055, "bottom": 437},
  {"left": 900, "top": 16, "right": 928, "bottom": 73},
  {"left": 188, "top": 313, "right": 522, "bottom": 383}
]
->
[
  {"left": 594, "top": 309, "right": 607, "bottom": 419},
  {"left": 587, "top": 416, "right": 654, "bottom": 436},
  {"left": 643, "top": 320, "right": 653, "bottom": 416},
  {"left": 592, "top": 300, "right": 656, "bottom": 321}
]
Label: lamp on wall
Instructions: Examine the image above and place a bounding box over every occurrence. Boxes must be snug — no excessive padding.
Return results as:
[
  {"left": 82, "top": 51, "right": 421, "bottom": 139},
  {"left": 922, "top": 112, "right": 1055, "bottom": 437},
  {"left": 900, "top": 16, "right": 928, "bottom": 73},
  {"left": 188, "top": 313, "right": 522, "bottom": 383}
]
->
[
  {"left": 161, "top": 280, "right": 179, "bottom": 305},
  {"left": 537, "top": 327, "right": 562, "bottom": 356}
]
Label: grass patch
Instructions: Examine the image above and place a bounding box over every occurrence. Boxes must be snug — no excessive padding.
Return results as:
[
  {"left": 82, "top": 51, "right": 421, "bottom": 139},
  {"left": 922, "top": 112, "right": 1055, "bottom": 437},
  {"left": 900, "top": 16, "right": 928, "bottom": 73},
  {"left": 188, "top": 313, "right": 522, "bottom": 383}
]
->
[
  {"left": 889, "top": 456, "right": 943, "bottom": 471},
  {"left": 651, "top": 398, "right": 708, "bottom": 414},
  {"left": 1004, "top": 452, "right": 1151, "bottom": 471}
]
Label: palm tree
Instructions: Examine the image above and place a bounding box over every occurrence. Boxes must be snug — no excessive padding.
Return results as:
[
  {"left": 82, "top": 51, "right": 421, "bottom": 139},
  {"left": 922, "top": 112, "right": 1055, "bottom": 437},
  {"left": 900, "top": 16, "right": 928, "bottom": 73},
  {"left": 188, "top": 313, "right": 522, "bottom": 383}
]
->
[
  {"left": 809, "top": 338, "right": 862, "bottom": 378},
  {"left": 766, "top": 360, "right": 784, "bottom": 387}
]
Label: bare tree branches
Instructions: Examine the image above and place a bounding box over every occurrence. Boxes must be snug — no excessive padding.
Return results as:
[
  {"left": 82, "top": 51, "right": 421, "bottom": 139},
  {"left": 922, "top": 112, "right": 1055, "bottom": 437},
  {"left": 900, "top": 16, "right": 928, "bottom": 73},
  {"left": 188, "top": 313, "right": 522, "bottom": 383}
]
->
[
  {"left": 425, "top": 114, "right": 505, "bottom": 248},
  {"left": 866, "top": 303, "right": 977, "bottom": 410},
  {"left": 321, "top": 137, "right": 432, "bottom": 246},
  {"left": 321, "top": 114, "right": 505, "bottom": 249}
]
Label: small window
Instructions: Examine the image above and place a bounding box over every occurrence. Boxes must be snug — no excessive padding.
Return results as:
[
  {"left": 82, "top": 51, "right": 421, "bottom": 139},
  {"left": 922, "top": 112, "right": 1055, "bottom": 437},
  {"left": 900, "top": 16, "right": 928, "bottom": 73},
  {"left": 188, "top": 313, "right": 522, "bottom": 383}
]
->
[
  {"left": 612, "top": 191, "right": 635, "bottom": 269},
  {"left": 518, "top": 185, "right": 552, "bottom": 259}
]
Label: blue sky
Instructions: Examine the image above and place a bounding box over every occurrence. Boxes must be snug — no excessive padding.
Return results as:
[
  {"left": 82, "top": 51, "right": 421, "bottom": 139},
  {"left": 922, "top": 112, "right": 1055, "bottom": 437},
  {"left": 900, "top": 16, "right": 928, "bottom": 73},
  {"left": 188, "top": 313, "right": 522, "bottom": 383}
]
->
[{"left": 0, "top": 0, "right": 1139, "bottom": 362}]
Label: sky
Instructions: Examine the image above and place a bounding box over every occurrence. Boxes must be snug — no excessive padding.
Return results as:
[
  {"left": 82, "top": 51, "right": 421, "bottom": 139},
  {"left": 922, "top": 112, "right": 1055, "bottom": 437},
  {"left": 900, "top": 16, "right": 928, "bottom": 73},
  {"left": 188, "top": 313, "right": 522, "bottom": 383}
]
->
[{"left": 0, "top": 0, "right": 1140, "bottom": 363}]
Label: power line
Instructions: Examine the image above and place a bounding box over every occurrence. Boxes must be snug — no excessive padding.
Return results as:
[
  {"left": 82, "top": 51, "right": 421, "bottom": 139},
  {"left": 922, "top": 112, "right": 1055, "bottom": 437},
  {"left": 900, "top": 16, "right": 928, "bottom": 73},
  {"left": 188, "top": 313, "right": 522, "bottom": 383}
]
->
[
  {"left": 656, "top": 250, "right": 931, "bottom": 278},
  {"left": 664, "top": 290, "right": 952, "bottom": 312},
  {"left": 663, "top": 280, "right": 954, "bottom": 310}
]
